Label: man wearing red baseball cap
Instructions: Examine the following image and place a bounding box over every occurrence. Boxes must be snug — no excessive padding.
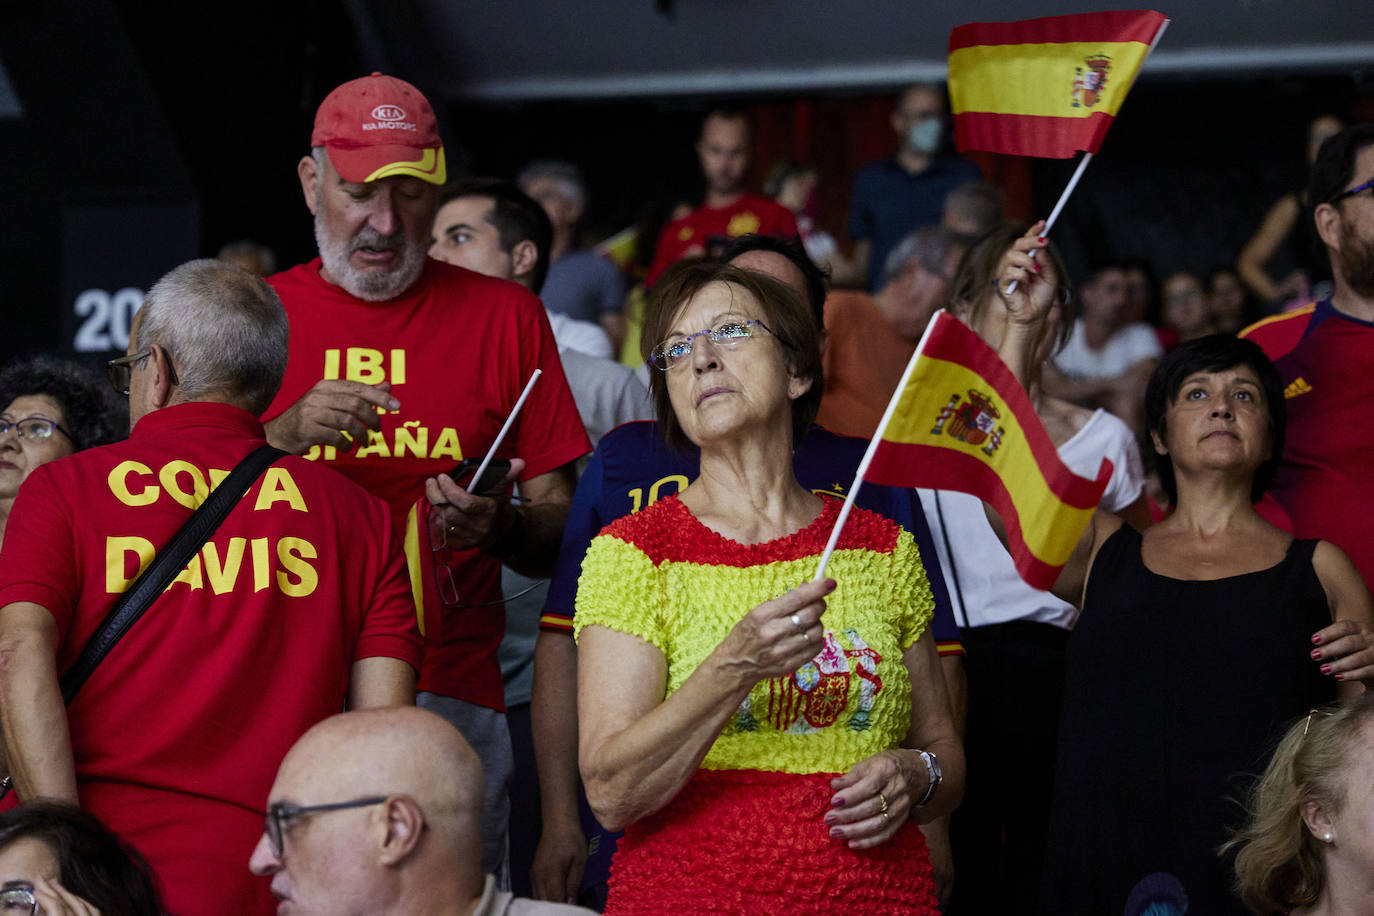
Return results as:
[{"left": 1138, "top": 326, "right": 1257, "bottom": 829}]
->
[{"left": 259, "top": 73, "right": 590, "bottom": 886}]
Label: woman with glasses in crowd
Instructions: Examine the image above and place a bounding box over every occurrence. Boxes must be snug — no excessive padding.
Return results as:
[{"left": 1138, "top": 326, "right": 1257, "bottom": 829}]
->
[
  {"left": 0, "top": 801, "right": 161, "bottom": 916},
  {"left": 574, "top": 261, "right": 962, "bottom": 914},
  {"left": 0, "top": 357, "right": 124, "bottom": 545},
  {"left": 1227, "top": 695, "right": 1374, "bottom": 915}
]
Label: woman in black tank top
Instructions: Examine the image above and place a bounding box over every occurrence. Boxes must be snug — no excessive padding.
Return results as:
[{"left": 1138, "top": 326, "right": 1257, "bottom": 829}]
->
[{"left": 1027, "top": 336, "right": 1374, "bottom": 915}]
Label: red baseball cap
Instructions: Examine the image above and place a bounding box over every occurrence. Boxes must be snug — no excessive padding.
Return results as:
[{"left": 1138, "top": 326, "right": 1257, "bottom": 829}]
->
[{"left": 311, "top": 73, "right": 447, "bottom": 185}]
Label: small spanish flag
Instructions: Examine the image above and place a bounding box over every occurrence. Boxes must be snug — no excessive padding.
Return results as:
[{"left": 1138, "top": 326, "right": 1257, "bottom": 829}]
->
[
  {"left": 864, "top": 312, "right": 1112, "bottom": 591},
  {"left": 949, "top": 10, "right": 1168, "bottom": 159}
]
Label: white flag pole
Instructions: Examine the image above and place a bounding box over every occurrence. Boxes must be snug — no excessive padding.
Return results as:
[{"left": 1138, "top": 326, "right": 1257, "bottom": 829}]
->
[
  {"left": 467, "top": 369, "right": 541, "bottom": 493},
  {"left": 1004, "top": 17, "right": 1169, "bottom": 295},
  {"left": 813, "top": 312, "right": 946, "bottom": 580}
]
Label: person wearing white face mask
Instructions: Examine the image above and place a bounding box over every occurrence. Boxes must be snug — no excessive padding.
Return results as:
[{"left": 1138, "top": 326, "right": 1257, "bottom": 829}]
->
[{"left": 848, "top": 84, "right": 982, "bottom": 292}]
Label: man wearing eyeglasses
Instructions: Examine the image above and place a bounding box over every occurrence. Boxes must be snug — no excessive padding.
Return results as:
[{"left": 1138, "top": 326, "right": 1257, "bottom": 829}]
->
[
  {"left": 257, "top": 74, "right": 590, "bottom": 884},
  {"left": 0, "top": 260, "right": 423, "bottom": 916},
  {"left": 1241, "top": 123, "right": 1374, "bottom": 592},
  {"left": 249, "top": 706, "right": 592, "bottom": 915}
]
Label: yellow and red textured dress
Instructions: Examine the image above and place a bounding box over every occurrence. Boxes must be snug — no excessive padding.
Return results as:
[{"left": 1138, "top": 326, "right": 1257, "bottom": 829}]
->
[{"left": 574, "top": 493, "right": 940, "bottom": 915}]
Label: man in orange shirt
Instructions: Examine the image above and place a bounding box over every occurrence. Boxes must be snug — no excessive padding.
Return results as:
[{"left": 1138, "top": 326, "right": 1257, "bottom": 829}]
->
[{"left": 816, "top": 225, "right": 968, "bottom": 438}]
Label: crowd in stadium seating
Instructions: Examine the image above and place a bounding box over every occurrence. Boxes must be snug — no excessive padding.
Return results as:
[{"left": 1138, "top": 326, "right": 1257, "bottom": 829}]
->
[{"left": 1, "top": 73, "right": 1373, "bottom": 915}]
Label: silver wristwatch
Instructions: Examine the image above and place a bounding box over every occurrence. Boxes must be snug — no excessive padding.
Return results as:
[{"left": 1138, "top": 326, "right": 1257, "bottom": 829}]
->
[{"left": 915, "top": 749, "right": 942, "bottom": 807}]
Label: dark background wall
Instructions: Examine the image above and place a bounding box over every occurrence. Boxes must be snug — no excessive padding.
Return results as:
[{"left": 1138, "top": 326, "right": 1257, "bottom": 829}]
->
[{"left": 2, "top": 2, "right": 1371, "bottom": 365}]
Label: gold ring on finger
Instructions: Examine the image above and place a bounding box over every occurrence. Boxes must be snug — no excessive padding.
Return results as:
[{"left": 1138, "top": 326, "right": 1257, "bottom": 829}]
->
[{"left": 878, "top": 792, "right": 889, "bottom": 817}]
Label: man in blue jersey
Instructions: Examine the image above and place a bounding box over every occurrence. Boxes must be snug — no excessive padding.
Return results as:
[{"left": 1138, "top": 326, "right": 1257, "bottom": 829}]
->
[{"left": 526, "top": 234, "right": 966, "bottom": 906}]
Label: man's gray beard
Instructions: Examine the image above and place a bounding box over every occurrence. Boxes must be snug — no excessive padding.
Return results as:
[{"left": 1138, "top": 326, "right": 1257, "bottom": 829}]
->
[{"left": 315, "top": 215, "right": 428, "bottom": 302}]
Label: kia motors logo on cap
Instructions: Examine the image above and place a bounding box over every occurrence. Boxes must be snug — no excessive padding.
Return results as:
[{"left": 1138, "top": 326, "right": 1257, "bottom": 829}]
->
[{"left": 372, "top": 105, "right": 406, "bottom": 121}]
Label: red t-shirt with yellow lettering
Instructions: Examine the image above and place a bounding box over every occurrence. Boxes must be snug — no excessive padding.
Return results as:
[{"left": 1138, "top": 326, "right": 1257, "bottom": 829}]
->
[
  {"left": 645, "top": 194, "right": 799, "bottom": 287},
  {"left": 263, "top": 259, "right": 591, "bottom": 707},
  {"left": 0, "top": 402, "right": 422, "bottom": 916}
]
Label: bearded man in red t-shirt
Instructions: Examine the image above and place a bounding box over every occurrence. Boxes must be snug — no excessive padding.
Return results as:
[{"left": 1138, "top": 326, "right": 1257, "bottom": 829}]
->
[{"left": 257, "top": 74, "right": 590, "bottom": 882}]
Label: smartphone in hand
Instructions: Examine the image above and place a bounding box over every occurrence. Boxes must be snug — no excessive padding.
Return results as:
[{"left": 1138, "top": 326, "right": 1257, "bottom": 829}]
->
[{"left": 448, "top": 458, "right": 512, "bottom": 496}]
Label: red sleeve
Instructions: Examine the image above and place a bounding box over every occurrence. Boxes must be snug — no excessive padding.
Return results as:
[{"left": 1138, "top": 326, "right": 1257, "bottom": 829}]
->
[
  {"left": 0, "top": 467, "right": 77, "bottom": 636},
  {"left": 511, "top": 292, "right": 593, "bottom": 482},
  {"left": 774, "top": 204, "right": 799, "bottom": 239},
  {"left": 354, "top": 505, "right": 424, "bottom": 670},
  {"left": 1238, "top": 303, "right": 1316, "bottom": 362},
  {"left": 645, "top": 218, "right": 690, "bottom": 289}
]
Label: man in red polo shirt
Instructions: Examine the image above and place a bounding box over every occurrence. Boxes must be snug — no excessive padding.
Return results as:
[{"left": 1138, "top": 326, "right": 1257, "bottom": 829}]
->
[
  {"left": 259, "top": 73, "right": 590, "bottom": 880},
  {"left": 0, "top": 259, "right": 422, "bottom": 916},
  {"left": 643, "top": 109, "right": 798, "bottom": 287}
]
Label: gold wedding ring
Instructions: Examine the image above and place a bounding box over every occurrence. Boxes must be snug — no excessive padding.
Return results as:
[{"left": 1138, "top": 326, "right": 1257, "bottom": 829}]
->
[{"left": 878, "top": 792, "right": 890, "bottom": 819}]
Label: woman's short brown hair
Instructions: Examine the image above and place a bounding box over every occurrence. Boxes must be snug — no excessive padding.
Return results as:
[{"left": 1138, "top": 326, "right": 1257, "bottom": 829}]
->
[{"left": 641, "top": 260, "right": 823, "bottom": 452}]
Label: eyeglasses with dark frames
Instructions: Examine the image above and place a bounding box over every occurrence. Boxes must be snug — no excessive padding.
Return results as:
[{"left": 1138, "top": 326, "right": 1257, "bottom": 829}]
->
[
  {"left": 1330, "top": 177, "right": 1374, "bottom": 205},
  {"left": 649, "top": 319, "right": 791, "bottom": 371},
  {"left": 263, "top": 796, "right": 389, "bottom": 858},
  {"left": 107, "top": 349, "right": 180, "bottom": 397},
  {"left": 0, "top": 416, "right": 80, "bottom": 449}
]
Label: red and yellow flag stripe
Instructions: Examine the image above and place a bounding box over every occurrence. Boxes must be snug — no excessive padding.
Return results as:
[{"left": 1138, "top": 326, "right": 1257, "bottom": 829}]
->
[
  {"left": 866, "top": 312, "right": 1112, "bottom": 591},
  {"left": 949, "top": 10, "right": 1167, "bottom": 159}
]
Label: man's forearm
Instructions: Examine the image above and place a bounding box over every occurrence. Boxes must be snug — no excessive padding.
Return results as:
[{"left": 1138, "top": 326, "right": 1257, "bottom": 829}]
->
[
  {"left": 532, "top": 631, "right": 583, "bottom": 828},
  {"left": 0, "top": 605, "right": 77, "bottom": 802},
  {"left": 347, "top": 657, "right": 417, "bottom": 709},
  {"left": 496, "top": 501, "right": 570, "bottom": 579}
]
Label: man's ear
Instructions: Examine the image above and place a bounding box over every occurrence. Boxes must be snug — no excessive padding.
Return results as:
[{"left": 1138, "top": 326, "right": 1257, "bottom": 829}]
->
[
  {"left": 377, "top": 796, "right": 426, "bottom": 867},
  {"left": 510, "top": 240, "right": 539, "bottom": 286},
  {"left": 147, "top": 344, "right": 177, "bottom": 410},
  {"left": 1313, "top": 202, "right": 1341, "bottom": 256},
  {"left": 298, "top": 154, "right": 321, "bottom": 216}
]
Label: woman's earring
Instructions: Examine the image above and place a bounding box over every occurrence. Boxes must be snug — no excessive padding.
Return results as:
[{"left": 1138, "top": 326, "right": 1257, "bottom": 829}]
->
[{"left": 1323, "top": 832, "right": 1334, "bottom": 843}]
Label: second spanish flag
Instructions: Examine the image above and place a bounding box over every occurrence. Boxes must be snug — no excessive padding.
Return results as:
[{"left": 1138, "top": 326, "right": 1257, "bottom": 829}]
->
[
  {"left": 949, "top": 10, "right": 1168, "bottom": 159},
  {"left": 865, "top": 312, "right": 1113, "bottom": 591}
]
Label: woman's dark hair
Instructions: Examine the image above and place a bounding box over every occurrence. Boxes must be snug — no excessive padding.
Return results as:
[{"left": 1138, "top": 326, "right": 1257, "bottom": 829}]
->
[
  {"left": 1144, "top": 335, "right": 1286, "bottom": 505},
  {"left": 947, "top": 221, "right": 1076, "bottom": 354},
  {"left": 0, "top": 356, "right": 126, "bottom": 449},
  {"left": 0, "top": 802, "right": 161, "bottom": 915},
  {"left": 641, "top": 260, "right": 823, "bottom": 452}
]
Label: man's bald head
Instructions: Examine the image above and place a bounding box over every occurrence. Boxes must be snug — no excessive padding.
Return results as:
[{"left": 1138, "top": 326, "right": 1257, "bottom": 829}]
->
[
  {"left": 281, "top": 707, "right": 481, "bottom": 816},
  {"left": 249, "top": 708, "right": 485, "bottom": 914}
]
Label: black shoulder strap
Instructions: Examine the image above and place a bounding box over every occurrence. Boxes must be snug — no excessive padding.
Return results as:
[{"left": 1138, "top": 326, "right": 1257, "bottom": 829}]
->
[{"left": 59, "top": 444, "right": 286, "bottom": 704}]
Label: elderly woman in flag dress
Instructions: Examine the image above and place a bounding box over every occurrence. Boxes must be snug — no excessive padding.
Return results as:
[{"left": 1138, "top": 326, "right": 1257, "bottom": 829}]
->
[
  {"left": 983, "top": 225, "right": 1374, "bottom": 914},
  {"left": 572, "top": 261, "right": 967, "bottom": 914}
]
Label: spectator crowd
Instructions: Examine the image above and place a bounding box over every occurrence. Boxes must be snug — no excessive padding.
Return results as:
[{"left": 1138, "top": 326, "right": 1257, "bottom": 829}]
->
[{"left": 0, "top": 72, "right": 1372, "bottom": 915}]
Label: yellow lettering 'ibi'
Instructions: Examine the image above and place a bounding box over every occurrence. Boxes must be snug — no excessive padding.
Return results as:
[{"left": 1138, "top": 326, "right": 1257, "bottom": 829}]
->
[{"left": 347, "top": 348, "right": 386, "bottom": 384}]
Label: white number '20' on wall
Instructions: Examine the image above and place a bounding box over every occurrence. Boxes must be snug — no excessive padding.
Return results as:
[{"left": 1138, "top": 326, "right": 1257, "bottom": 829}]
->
[{"left": 73, "top": 288, "right": 144, "bottom": 352}]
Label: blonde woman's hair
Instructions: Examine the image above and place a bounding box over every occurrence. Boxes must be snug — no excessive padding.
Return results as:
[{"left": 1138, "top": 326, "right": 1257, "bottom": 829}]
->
[{"left": 1226, "top": 694, "right": 1374, "bottom": 913}]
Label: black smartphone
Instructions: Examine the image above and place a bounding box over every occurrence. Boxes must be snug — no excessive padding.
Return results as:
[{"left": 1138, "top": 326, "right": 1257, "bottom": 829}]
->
[{"left": 448, "top": 458, "right": 512, "bottom": 496}]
